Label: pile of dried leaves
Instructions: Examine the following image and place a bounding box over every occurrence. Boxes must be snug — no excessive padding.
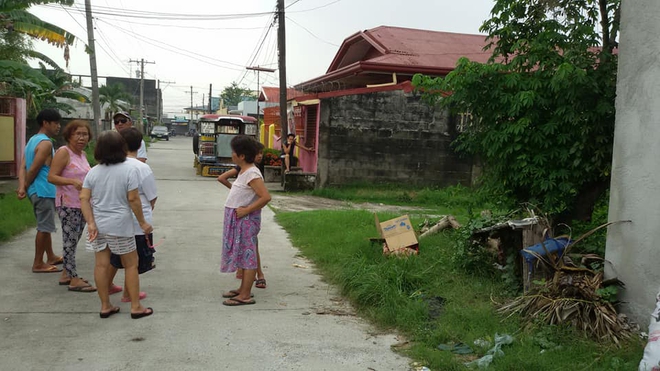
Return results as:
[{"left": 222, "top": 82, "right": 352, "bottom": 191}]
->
[{"left": 499, "top": 221, "right": 635, "bottom": 345}]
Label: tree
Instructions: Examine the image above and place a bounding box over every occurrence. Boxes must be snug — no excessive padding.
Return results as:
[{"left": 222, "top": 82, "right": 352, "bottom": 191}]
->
[
  {"left": 412, "top": 0, "right": 620, "bottom": 219},
  {"left": 99, "top": 83, "right": 132, "bottom": 118},
  {"left": 0, "top": 60, "right": 88, "bottom": 116},
  {"left": 0, "top": 28, "right": 30, "bottom": 62},
  {"left": 1, "top": 1, "right": 76, "bottom": 46},
  {"left": 220, "top": 81, "right": 256, "bottom": 107}
]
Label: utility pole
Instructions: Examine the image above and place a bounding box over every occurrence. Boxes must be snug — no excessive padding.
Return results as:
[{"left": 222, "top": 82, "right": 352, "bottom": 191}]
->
[
  {"left": 129, "top": 58, "right": 155, "bottom": 132},
  {"left": 208, "top": 84, "right": 212, "bottom": 114},
  {"left": 277, "top": 0, "right": 288, "bottom": 137},
  {"left": 156, "top": 79, "right": 175, "bottom": 125},
  {"left": 246, "top": 66, "right": 276, "bottom": 126},
  {"left": 189, "top": 86, "right": 198, "bottom": 128},
  {"left": 84, "top": 0, "right": 101, "bottom": 135}
]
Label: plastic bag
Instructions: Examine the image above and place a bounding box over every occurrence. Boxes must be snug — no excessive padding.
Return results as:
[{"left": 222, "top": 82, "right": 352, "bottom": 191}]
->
[
  {"left": 465, "top": 333, "right": 514, "bottom": 369},
  {"left": 639, "top": 292, "right": 660, "bottom": 371}
]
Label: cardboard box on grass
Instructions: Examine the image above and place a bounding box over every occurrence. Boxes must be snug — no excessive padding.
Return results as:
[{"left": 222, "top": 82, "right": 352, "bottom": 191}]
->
[{"left": 374, "top": 214, "right": 419, "bottom": 256}]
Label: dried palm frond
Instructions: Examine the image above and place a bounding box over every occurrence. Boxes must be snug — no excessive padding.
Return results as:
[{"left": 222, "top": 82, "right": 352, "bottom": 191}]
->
[
  {"left": 499, "top": 267, "right": 632, "bottom": 345},
  {"left": 499, "top": 219, "right": 634, "bottom": 345}
]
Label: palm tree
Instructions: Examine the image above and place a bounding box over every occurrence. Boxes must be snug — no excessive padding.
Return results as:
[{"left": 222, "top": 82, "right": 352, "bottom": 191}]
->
[
  {"left": 0, "top": 60, "right": 89, "bottom": 116},
  {"left": 100, "top": 83, "right": 133, "bottom": 119},
  {"left": 1, "top": 0, "right": 81, "bottom": 66}
]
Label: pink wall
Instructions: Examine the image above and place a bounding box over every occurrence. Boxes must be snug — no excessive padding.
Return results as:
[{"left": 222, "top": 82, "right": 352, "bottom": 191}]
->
[{"left": 272, "top": 126, "right": 318, "bottom": 174}]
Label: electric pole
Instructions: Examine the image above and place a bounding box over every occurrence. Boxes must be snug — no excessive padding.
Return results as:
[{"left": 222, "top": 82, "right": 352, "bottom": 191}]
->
[
  {"left": 208, "top": 84, "right": 213, "bottom": 114},
  {"left": 129, "top": 58, "right": 155, "bottom": 132},
  {"left": 277, "top": 0, "right": 287, "bottom": 137},
  {"left": 246, "top": 66, "right": 275, "bottom": 125},
  {"left": 156, "top": 79, "right": 175, "bottom": 125},
  {"left": 84, "top": 0, "right": 101, "bottom": 135},
  {"left": 189, "top": 86, "right": 198, "bottom": 127}
]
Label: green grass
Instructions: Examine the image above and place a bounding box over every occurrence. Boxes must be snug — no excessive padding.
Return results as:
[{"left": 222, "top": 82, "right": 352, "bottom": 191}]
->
[
  {"left": 0, "top": 193, "right": 35, "bottom": 242},
  {"left": 275, "top": 209, "right": 643, "bottom": 370},
  {"left": 310, "top": 183, "right": 514, "bottom": 219}
]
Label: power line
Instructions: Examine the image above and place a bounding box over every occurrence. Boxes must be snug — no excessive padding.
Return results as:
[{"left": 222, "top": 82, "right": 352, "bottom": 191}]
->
[
  {"left": 92, "top": 16, "right": 132, "bottom": 76},
  {"left": 236, "top": 12, "right": 277, "bottom": 86},
  {"left": 116, "top": 0, "right": 144, "bottom": 56},
  {"left": 289, "top": 0, "right": 342, "bottom": 13},
  {"left": 104, "top": 20, "right": 246, "bottom": 68},
  {"left": 41, "top": 3, "right": 274, "bottom": 21},
  {"left": 287, "top": 16, "right": 339, "bottom": 47},
  {"left": 286, "top": 0, "right": 303, "bottom": 8},
  {"left": 100, "top": 20, "right": 247, "bottom": 72},
  {"left": 92, "top": 17, "right": 266, "bottom": 31},
  {"left": 60, "top": 3, "right": 131, "bottom": 76}
]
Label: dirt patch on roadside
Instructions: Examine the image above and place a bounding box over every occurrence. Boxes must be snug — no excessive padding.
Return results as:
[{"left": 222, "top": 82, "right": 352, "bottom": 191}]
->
[{"left": 269, "top": 193, "right": 427, "bottom": 214}]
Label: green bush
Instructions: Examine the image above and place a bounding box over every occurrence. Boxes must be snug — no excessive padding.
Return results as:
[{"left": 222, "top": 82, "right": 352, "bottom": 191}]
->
[{"left": 566, "top": 191, "right": 609, "bottom": 256}]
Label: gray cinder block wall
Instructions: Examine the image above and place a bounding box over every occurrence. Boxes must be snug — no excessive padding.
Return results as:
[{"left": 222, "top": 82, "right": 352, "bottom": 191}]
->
[
  {"left": 605, "top": 0, "right": 660, "bottom": 325},
  {"left": 316, "top": 89, "right": 472, "bottom": 188}
]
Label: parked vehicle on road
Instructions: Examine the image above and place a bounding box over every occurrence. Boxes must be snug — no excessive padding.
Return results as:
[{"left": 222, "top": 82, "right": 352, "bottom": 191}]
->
[
  {"left": 150, "top": 125, "right": 169, "bottom": 141},
  {"left": 194, "top": 114, "right": 258, "bottom": 177}
]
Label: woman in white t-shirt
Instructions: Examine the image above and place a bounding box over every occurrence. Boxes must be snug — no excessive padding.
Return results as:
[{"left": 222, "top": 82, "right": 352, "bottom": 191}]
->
[
  {"left": 80, "top": 131, "right": 154, "bottom": 319},
  {"left": 220, "top": 135, "right": 271, "bottom": 306}
]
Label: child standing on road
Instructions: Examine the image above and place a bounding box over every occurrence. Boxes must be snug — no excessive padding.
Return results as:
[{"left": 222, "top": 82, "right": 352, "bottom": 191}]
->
[
  {"left": 217, "top": 142, "right": 267, "bottom": 289},
  {"left": 221, "top": 136, "right": 271, "bottom": 306}
]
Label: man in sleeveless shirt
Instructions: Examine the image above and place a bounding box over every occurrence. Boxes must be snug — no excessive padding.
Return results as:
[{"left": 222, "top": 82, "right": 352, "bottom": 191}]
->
[
  {"left": 113, "top": 111, "right": 148, "bottom": 163},
  {"left": 17, "top": 108, "right": 64, "bottom": 273}
]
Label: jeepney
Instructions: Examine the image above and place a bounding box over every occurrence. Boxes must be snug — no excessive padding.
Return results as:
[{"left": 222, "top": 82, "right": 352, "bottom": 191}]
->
[{"left": 194, "top": 114, "right": 258, "bottom": 177}]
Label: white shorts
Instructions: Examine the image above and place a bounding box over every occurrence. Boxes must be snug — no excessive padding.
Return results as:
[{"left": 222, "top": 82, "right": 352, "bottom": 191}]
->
[{"left": 87, "top": 233, "right": 136, "bottom": 255}]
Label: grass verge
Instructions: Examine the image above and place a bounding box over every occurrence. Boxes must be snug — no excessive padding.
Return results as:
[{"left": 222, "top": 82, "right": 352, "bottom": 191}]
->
[
  {"left": 275, "top": 209, "right": 643, "bottom": 370},
  {"left": 0, "top": 193, "right": 35, "bottom": 242}
]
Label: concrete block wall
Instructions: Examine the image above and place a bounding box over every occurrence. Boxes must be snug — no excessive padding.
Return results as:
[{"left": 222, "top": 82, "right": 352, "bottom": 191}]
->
[
  {"left": 605, "top": 0, "right": 660, "bottom": 325},
  {"left": 316, "top": 89, "right": 472, "bottom": 188}
]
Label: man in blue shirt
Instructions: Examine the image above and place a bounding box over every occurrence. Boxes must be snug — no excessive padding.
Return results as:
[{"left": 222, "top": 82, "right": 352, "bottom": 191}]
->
[{"left": 17, "top": 108, "right": 63, "bottom": 273}]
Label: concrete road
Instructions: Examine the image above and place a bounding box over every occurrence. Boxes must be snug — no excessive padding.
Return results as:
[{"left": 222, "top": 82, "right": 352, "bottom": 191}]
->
[{"left": 0, "top": 136, "right": 411, "bottom": 371}]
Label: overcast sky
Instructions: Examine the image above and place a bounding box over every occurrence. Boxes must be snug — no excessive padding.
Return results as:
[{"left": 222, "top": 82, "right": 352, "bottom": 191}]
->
[{"left": 29, "top": 0, "right": 495, "bottom": 115}]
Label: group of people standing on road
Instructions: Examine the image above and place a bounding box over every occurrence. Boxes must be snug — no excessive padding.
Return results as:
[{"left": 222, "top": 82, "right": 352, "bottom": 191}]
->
[
  {"left": 18, "top": 108, "right": 275, "bottom": 314},
  {"left": 17, "top": 109, "right": 155, "bottom": 319}
]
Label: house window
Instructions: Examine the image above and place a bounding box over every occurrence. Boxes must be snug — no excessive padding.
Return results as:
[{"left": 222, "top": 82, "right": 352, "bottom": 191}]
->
[{"left": 303, "top": 105, "right": 318, "bottom": 148}]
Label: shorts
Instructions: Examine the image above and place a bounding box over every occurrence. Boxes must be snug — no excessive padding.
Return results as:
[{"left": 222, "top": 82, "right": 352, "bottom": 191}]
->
[
  {"left": 86, "top": 233, "right": 136, "bottom": 255},
  {"left": 29, "top": 194, "right": 56, "bottom": 233},
  {"left": 110, "top": 234, "right": 155, "bottom": 274}
]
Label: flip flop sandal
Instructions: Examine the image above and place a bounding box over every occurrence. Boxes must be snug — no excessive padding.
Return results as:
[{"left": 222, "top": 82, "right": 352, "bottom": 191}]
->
[
  {"left": 222, "top": 290, "right": 254, "bottom": 298},
  {"left": 223, "top": 298, "right": 256, "bottom": 306},
  {"left": 131, "top": 307, "right": 154, "bottom": 319},
  {"left": 59, "top": 278, "right": 90, "bottom": 286},
  {"left": 99, "top": 307, "right": 120, "bottom": 318},
  {"left": 68, "top": 285, "right": 97, "bottom": 293},
  {"left": 255, "top": 278, "right": 267, "bottom": 289},
  {"left": 32, "top": 266, "right": 62, "bottom": 273}
]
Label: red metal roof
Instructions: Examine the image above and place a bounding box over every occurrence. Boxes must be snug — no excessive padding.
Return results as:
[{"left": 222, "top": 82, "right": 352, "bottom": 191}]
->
[
  {"left": 259, "top": 87, "right": 306, "bottom": 103},
  {"left": 296, "top": 26, "right": 492, "bottom": 91},
  {"left": 329, "top": 26, "right": 491, "bottom": 72}
]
